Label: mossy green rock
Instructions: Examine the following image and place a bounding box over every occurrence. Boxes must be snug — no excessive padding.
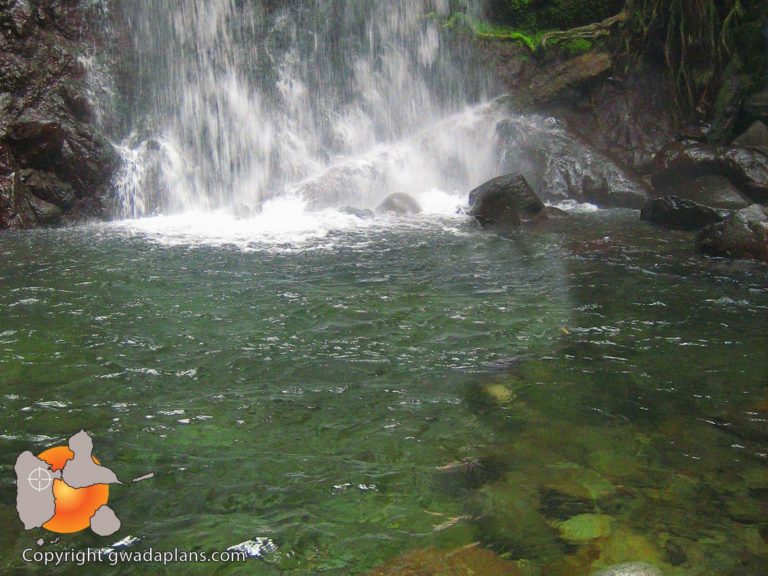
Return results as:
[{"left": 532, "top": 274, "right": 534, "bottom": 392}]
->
[{"left": 558, "top": 513, "right": 613, "bottom": 542}]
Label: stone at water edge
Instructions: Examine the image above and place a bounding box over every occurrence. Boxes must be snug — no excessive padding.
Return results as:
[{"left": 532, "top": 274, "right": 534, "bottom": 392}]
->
[
  {"left": 591, "top": 561, "right": 663, "bottom": 576},
  {"left": 663, "top": 175, "right": 752, "bottom": 210},
  {"left": 376, "top": 193, "right": 422, "bottom": 215},
  {"left": 14, "top": 169, "right": 76, "bottom": 209},
  {"left": 696, "top": 204, "right": 768, "bottom": 263},
  {"left": 468, "top": 173, "right": 545, "bottom": 227},
  {"left": 340, "top": 206, "right": 375, "bottom": 219},
  {"left": 640, "top": 196, "right": 725, "bottom": 231},
  {"left": 733, "top": 121, "right": 768, "bottom": 154},
  {"left": 651, "top": 142, "right": 768, "bottom": 204}
]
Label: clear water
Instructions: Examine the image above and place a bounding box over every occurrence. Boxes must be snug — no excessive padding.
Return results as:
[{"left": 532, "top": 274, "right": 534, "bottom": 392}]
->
[{"left": 1, "top": 211, "right": 766, "bottom": 575}]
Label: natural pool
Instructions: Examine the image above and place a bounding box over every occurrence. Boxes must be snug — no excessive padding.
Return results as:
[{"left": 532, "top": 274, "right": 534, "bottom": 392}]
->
[{"left": 1, "top": 209, "right": 766, "bottom": 575}]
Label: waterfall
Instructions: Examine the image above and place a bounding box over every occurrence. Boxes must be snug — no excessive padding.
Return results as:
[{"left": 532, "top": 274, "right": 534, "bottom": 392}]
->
[{"left": 112, "top": 0, "right": 499, "bottom": 219}]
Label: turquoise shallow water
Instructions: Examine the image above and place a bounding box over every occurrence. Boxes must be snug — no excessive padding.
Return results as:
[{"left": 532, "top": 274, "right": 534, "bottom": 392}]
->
[{"left": 0, "top": 211, "right": 766, "bottom": 575}]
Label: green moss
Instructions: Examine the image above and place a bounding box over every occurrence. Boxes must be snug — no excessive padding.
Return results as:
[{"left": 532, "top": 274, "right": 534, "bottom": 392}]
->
[
  {"left": 438, "top": 12, "right": 544, "bottom": 51},
  {"left": 562, "top": 38, "right": 593, "bottom": 55}
]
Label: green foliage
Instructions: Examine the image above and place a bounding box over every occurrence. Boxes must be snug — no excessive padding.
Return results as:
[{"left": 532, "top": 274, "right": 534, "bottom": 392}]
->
[
  {"left": 438, "top": 12, "right": 544, "bottom": 51},
  {"left": 562, "top": 38, "right": 593, "bottom": 55}
]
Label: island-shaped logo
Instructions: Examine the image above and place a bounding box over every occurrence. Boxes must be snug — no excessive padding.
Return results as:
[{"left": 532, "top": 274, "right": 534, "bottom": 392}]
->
[{"left": 15, "top": 431, "right": 122, "bottom": 536}]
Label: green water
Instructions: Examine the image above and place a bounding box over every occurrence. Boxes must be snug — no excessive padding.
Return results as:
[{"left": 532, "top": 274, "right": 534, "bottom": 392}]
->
[{"left": 0, "top": 212, "right": 766, "bottom": 575}]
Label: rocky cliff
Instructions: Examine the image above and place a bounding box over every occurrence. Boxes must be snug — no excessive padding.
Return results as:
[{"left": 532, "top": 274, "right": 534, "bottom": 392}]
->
[{"left": 0, "top": 0, "right": 116, "bottom": 229}]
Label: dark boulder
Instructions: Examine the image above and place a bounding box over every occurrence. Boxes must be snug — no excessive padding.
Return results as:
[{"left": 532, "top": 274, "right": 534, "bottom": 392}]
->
[
  {"left": 744, "top": 89, "right": 768, "bottom": 123},
  {"left": 496, "top": 116, "right": 648, "bottom": 209},
  {"left": 732, "top": 121, "right": 768, "bottom": 154},
  {"left": 655, "top": 175, "right": 752, "bottom": 210},
  {"left": 652, "top": 142, "right": 768, "bottom": 204},
  {"left": 7, "top": 112, "right": 66, "bottom": 169},
  {"left": 57, "top": 124, "right": 118, "bottom": 196},
  {"left": 22, "top": 193, "right": 63, "bottom": 225},
  {"left": 696, "top": 205, "right": 768, "bottom": 263},
  {"left": 376, "top": 193, "right": 421, "bottom": 215},
  {"left": 468, "top": 174, "right": 545, "bottom": 227},
  {"left": 340, "top": 206, "right": 375, "bottom": 219},
  {"left": 14, "top": 169, "right": 75, "bottom": 208},
  {"left": 640, "top": 196, "right": 725, "bottom": 231}
]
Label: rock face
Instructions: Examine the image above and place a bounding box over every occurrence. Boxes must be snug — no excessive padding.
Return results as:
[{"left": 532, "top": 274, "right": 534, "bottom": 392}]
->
[
  {"left": 469, "top": 174, "right": 546, "bottom": 227},
  {"left": 733, "top": 121, "right": 768, "bottom": 154},
  {"left": 525, "top": 52, "right": 613, "bottom": 106},
  {"left": 640, "top": 196, "right": 725, "bottom": 231},
  {"left": 652, "top": 142, "right": 768, "bottom": 205},
  {"left": 696, "top": 205, "right": 768, "bottom": 263},
  {"left": 0, "top": 0, "right": 117, "bottom": 229},
  {"left": 495, "top": 116, "right": 648, "bottom": 209},
  {"left": 376, "top": 193, "right": 422, "bottom": 215},
  {"left": 744, "top": 89, "right": 768, "bottom": 123}
]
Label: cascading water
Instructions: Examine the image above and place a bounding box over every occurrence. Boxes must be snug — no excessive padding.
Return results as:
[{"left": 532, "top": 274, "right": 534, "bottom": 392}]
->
[{"left": 112, "top": 0, "right": 502, "bottom": 219}]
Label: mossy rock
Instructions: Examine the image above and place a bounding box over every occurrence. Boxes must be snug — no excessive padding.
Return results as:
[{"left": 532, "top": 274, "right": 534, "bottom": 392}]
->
[
  {"left": 482, "top": 383, "right": 516, "bottom": 404},
  {"left": 543, "top": 462, "right": 617, "bottom": 501},
  {"left": 558, "top": 513, "right": 614, "bottom": 542},
  {"left": 470, "top": 475, "right": 562, "bottom": 560},
  {"left": 368, "top": 545, "right": 522, "bottom": 575},
  {"left": 593, "top": 526, "right": 665, "bottom": 569}
]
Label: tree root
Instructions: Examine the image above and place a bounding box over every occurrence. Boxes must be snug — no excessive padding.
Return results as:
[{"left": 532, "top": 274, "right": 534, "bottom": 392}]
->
[{"left": 540, "top": 10, "right": 628, "bottom": 48}]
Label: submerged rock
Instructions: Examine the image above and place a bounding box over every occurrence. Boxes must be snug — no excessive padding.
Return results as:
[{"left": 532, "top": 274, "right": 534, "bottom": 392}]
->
[
  {"left": 591, "top": 561, "right": 663, "bottom": 576},
  {"left": 640, "top": 196, "right": 725, "bottom": 231},
  {"left": 696, "top": 205, "right": 768, "bottom": 263},
  {"left": 368, "top": 545, "right": 522, "bottom": 576},
  {"left": 468, "top": 174, "right": 545, "bottom": 227},
  {"left": 376, "top": 193, "right": 421, "bottom": 215},
  {"left": 558, "top": 513, "right": 613, "bottom": 543}
]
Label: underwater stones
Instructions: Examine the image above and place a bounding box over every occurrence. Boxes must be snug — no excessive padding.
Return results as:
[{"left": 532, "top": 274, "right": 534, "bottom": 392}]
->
[
  {"left": 640, "top": 196, "right": 725, "bottom": 231},
  {"left": 434, "top": 454, "right": 509, "bottom": 494},
  {"left": 591, "top": 562, "right": 662, "bottom": 576},
  {"left": 558, "top": 513, "right": 613, "bottom": 543},
  {"left": 543, "top": 462, "right": 616, "bottom": 501},
  {"left": 367, "top": 545, "right": 522, "bottom": 576},
  {"left": 376, "top": 193, "right": 422, "bottom": 215},
  {"left": 696, "top": 205, "right": 768, "bottom": 263},
  {"left": 482, "top": 383, "right": 515, "bottom": 404},
  {"left": 468, "top": 174, "right": 545, "bottom": 227}
]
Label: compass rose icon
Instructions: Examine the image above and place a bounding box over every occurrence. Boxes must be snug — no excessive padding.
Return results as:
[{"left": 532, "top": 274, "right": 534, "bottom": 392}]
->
[{"left": 28, "top": 467, "right": 52, "bottom": 493}]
